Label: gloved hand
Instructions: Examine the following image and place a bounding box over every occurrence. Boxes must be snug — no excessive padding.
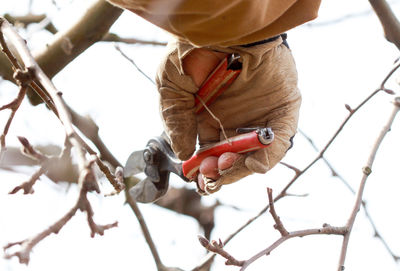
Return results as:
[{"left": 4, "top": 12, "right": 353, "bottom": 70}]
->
[{"left": 156, "top": 36, "right": 301, "bottom": 194}]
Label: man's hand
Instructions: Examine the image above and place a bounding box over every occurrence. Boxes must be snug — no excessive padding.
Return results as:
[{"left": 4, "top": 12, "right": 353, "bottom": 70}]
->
[
  {"left": 181, "top": 48, "right": 244, "bottom": 191},
  {"left": 156, "top": 37, "right": 300, "bottom": 194},
  {"left": 197, "top": 153, "right": 242, "bottom": 191}
]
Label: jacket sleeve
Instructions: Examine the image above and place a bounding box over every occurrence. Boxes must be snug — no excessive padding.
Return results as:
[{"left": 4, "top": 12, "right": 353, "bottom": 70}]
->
[{"left": 106, "top": 0, "right": 321, "bottom": 47}]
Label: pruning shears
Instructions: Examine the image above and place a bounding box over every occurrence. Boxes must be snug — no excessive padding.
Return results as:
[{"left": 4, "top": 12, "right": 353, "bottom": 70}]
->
[{"left": 124, "top": 53, "right": 274, "bottom": 203}]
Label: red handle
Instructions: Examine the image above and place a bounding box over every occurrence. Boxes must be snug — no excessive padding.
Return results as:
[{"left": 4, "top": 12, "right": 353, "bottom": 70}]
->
[
  {"left": 195, "top": 54, "right": 241, "bottom": 114},
  {"left": 182, "top": 130, "right": 272, "bottom": 180}
]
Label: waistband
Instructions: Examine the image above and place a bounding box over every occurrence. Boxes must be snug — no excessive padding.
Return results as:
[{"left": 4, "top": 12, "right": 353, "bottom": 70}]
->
[{"left": 240, "top": 33, "right": 289, "bottom": 48}]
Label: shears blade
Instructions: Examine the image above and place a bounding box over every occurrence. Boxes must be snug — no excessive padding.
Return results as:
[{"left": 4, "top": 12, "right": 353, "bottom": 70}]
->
[
  {"left": 129, "top": 176, "right": 167, "bottom": 203},
  {"left": 124, "top": 150, "right": 146, "bottom": 177}
]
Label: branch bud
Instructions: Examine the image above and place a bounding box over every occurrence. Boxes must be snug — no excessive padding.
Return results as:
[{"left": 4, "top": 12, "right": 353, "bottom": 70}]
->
[
  {"left": 383, "top": 88, "right": 395, "bottom": 95},
  {"left": 362, "top": 166, "right": 372, "bottom": 176},
  {"left": 198, "top": 235, "right": 210, "bottom": 248},
  {"left": 344, "top": 104, "right": 353, "bottom": 113}
]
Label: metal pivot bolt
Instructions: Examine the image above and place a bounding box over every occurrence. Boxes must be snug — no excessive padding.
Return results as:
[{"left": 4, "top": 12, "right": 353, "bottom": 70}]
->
[{"left": 143, "top": 149, "right": 152, "bottom": 163}]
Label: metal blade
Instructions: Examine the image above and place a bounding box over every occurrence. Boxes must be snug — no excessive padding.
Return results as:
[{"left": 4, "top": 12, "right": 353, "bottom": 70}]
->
[
  {"left": 129, "top": 177, "right": 166, "bottom": 203},
  {"left": 124, "top": 150, "right": 146, "bottom": 178}
]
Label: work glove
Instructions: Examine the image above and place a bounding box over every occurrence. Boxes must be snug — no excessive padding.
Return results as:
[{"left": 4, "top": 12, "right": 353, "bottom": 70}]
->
[{"left": 156, "top": 36, "right": 301, "bottom": 194}]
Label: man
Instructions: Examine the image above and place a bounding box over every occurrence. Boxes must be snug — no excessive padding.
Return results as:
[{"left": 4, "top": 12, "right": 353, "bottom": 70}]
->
[{"left": 108, "top": 0, "right": 321, "bottom": 194}]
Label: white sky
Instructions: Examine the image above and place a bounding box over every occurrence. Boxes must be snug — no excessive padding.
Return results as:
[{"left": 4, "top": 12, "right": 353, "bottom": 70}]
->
[{"left": 1, "top": 0, "right": 400, "bottom": 270}]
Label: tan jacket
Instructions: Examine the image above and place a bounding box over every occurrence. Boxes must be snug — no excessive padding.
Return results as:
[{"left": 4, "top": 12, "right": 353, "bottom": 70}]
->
[{"left": 107, "top": 0, "right": 321, "bottom": 47}]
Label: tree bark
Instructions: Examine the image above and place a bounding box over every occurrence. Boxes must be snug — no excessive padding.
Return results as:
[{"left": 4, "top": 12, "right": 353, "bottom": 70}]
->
[
  {"left": 0, "top": 0, "right": 123, "bottom": 104},
  {"left": 369, "top": 0, "right": 400, "bottom": 50}
]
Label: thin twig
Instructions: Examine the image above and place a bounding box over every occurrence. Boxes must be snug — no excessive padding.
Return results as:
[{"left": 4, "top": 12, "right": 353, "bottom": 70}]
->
[
  {"left": 299, "top": 128, "right": 400, "bottom": 262},
  {"left": 114, "top": 43, "right": 156, "bottom": 85},
  {"left": 103, "top": 33, "right": 167, "bottom": 46},
  {"left": 4, "top": 159, "right": 118, "bottom": 264},
  {"left": 298, "top": 129, "right": 355, "bottom": 193},
  {"left": 115, "top": 43, "right": 231, "bottom": 145},
  {"left": 198, "top": 236, "right": 245, "bottom": 267},
  {"left": 192, "top": 60, "right": 400, "bottom": 271},
  {"left": 8, "top": 136, "right": 72, "bottom": 194},
  {"left": 240, "top": 224, "right": 348, "bottom": 270},
  {"left": 0, "top": 86, "right": 27, "bottom": 154},
  {"left": 67, "top": 106, "right": 121, "bottom": 168},
  {"left": 267, "top": 188, "right": 288, "bottom": 236},
  {"left": 1, "top": 17, "right": 118, "bottom": 263},
  {"left": 1, "top": 17, "right": 124, "bottom": 193},
  {"left": 337, "top": 97, "right": 400, "bottom": 270},
  {"left": 125, "top": 190, "right": 168, "bottom": 271},
  {"left": 279, "top": 161, "right": 301, "bottom": 175}
]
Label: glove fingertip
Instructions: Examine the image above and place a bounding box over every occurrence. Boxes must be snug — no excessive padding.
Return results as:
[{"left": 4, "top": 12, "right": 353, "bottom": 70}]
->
[
  {"left": 245, "top": 154, "right": 270, "bottom": 174},
  {"left": 174, "top": 147, "right": 195, "bottom": 161},
  {"left": 170, "top": 134, "right": 196, "bottom": 161}
]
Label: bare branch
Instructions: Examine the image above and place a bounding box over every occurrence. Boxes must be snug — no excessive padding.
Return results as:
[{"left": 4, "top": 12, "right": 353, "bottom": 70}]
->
[
  {"left": 337, "top": 96, "right": 400, "bottom": 270},
  {"left": 114, "top": 43, "right": 156, "bottom": 85},
  {"left": 369, "top": 0, "right": 400, "bottom": 50},
  {"left": 4, "top": 206, "right": 78, "bottom": 264},
  {"left": 299, "top": 127, "right": 400, "bottom": 262},
  {"left": 0, "top": 0, "right": 123, "bottom": 105},
  {"left": 4, "top": 159, "right": 118, "bottom": 264},
  {"left": 1, "top": 17, "right": 125, "bottom": 193},
  {"left": 68, "top": 107, "right": 122, "bottom": 168},
  {"left": 4, "top": 13, "right": 57, "bottom": 34},
  {"left": 267, "top": 188, "right": 288, "bottom": 236},
  {"left": 8, "top": 167, "right": 45, "bottom": 194},
  {"left": 240, "top": 224, "right": 348, "bottom": 270},
  {"left": 0, "top": 86, "right": 26, "bottom": 155},
  {"left": 4, "top": 13, "right": 166, "bottom": 45},
  {"left": 276, "top": 61, "right": 399, "bottom": 201},
  {"left": 8, "top": 136, "right": 73, "bottom": 194},
  {"left": 279, "top": 161, "right": 301, "bottom": 175},
  {"left": 193, "top": 60, "right": 400, "bottom": 271},
  {"left": 198, "top": 236, "right": 245, "bottom": 267},
  {"left": 298, "top": 129, "right": 355, "bottom": 192},
  {"left": 103, "top": 33, "right": 167, "bottom": 46},
  {"left": 125, "top": 190, "right": 184, "bottom": 271},
  {"left": 31, "top": 0, "right": 123, "bottom": 80},
  {"left": 1, "top": 15, "right": 120, "bottom": 263}
]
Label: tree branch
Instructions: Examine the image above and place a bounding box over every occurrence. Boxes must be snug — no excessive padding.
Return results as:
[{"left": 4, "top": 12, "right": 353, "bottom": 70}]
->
[
  {"left": 0, "top": 85, "right": 26, "bottom": 156},
  {"left": 103, "top": 32, "right": 166, "bottom": 45},
  {"left": 198, "top": 236, "right": 245, "bottom": 267},
  {"left": 337, "top": 96, "right": 400, "bottom": 270},
  {"left": 1, "top": 16, "right": 119, "bottom": 263},
  {"left": 192, "top": 60, "right": 400, "bottom": 271},
  {"left": 0, "top": 0, "right": 123, "bottom": 105},
  {"left": 3, "top": 13, "right": 166, "bottom": 46},
  {"left": 267, "top": 188, "right": 289, "bottom": 236},
  {"left": 3, "top": 13, "right": 57, "bottom": 34},
  {"left": 4, "top": 157, "right": 118, "bottom": 264},
  {"left": 241, "top": 224, "right": 348, "bottom": 270},
  {"left": 369, "top": 0, "right": 400, "bottom": 50},
  {"left": 299, "top": 128, "right": 400, "bottom": 262}
]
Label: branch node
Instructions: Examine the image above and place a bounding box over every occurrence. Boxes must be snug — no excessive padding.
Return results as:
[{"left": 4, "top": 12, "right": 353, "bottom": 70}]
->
[
  {"left": 279, "top": 161, "right": 301, "bottom": 175},
  {"left": 362, "top": 166, "right": 372, "bottom": 176},
  {"left": 394, "top": 96, "right": 400, "bottom": 107},
  {"left": 267, "top": 188, "right": 289, "bottom": 236},
  {"left": 13, "top": 67, "right": 34, "bottom": 86}
]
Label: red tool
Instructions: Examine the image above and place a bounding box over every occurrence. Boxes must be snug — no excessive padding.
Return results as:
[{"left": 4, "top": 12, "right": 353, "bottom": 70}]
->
[
  {"left": 124, "top": 53, "right": 274, "bottom": 202},
  {"left": 182, "top": 128, "right": 274, "bottom": 180},
  {"left": 195, "top": 53, "right": 242, "bottom": 113}
]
